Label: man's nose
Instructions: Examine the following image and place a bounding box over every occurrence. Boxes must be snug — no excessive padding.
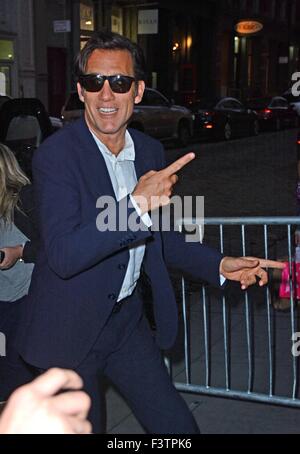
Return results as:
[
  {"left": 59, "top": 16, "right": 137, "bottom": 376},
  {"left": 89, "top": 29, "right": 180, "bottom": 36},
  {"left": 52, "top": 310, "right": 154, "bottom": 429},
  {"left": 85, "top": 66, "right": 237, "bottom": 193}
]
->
[{"left": 98, "top": 80, "right": 114, "bottom": 99}]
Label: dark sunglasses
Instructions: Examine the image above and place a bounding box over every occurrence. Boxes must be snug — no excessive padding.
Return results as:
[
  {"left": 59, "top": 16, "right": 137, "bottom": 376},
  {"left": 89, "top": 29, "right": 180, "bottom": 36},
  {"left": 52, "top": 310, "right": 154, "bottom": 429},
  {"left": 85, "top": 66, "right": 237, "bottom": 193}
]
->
[{"left": 78, "top": 74, "right": 136, "bottom": 93}]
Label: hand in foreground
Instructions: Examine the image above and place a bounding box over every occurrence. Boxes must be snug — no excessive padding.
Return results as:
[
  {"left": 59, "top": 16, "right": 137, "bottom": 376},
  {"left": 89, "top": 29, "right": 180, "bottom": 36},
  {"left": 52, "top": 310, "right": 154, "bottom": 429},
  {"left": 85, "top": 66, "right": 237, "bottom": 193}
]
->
[
  {"left": 220, "top": 256, "right": 286, "bottom": 290},
  {"left": 0, "top": 245, "right": 23, "bottom": 270},
  {"left": 132, "top": 152, "right": 195, "bottom": 214},
  {"left": 0, "top": 368, "right": 92, "bottom": 434}
]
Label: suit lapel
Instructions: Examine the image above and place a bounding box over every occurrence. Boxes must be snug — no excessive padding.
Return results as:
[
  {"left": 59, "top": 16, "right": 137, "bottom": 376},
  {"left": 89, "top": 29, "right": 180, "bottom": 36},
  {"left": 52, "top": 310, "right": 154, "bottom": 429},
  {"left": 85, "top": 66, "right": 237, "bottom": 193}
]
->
[
  {"left": 130, "top": 129, "right": 153, "bottom": 179},
  {"left": 74, "top": 121, "right": 154, "bottom": 198},
  {"left": 74, "top": 118, "right": 115, "bottom": 198}
]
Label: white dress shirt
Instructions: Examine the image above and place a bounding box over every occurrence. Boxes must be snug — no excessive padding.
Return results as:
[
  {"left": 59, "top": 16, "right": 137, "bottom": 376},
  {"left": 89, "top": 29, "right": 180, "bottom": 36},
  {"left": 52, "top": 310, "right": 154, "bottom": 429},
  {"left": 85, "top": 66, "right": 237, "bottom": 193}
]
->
[{"left": 91, "top": 130, "right": 151, "bottom": 301}]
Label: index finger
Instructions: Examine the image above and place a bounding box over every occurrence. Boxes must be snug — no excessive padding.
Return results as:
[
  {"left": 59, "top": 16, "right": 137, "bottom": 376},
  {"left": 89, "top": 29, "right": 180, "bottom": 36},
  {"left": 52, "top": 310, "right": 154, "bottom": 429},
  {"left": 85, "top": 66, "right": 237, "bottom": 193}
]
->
[
  {"left": 255, "top": 258, "right": 286, "bottom": 269},
  {"left": 161, "top": 152, "right": 195, "bottom": 177}
]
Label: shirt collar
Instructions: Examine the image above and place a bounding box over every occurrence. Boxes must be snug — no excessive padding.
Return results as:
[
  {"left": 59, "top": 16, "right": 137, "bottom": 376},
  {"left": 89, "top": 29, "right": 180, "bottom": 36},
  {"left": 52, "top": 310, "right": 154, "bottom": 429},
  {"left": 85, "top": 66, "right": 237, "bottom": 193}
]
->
[{"left": 91, "top": 130, "right": 135, "bottom": 162}]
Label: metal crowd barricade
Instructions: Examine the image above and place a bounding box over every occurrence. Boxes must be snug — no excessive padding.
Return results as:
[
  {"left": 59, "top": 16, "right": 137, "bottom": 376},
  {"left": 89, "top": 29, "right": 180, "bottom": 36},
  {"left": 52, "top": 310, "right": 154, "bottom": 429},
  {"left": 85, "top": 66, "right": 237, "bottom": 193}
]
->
[{"left": 170, "top": 217, "right": 300, "bottom": 408}]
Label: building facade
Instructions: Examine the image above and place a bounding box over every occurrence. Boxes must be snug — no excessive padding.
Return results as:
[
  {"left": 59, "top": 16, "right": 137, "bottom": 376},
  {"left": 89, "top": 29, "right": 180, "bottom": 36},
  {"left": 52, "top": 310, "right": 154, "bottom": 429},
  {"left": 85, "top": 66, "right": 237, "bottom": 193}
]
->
[
  {"left": 1, "top": 0, "right": 299, "bottom": 115},
  {"left": 0, "top": 0, "right": 35, "bottom": 98}
]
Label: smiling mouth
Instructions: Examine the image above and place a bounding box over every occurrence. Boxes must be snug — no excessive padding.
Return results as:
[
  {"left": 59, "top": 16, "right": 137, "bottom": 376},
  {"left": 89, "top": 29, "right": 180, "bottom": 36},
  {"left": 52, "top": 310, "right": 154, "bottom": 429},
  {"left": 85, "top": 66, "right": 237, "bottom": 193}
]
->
[{"left": 98, "top": 107, "right": 118, "bottom": 114}]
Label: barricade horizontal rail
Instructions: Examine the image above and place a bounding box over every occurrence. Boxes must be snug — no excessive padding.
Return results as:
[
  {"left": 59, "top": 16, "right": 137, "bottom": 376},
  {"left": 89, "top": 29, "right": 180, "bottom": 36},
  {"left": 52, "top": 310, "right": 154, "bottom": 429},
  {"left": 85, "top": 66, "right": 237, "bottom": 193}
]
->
[{"left": 170, "top": 217, "right": 300, "bottom": 408}]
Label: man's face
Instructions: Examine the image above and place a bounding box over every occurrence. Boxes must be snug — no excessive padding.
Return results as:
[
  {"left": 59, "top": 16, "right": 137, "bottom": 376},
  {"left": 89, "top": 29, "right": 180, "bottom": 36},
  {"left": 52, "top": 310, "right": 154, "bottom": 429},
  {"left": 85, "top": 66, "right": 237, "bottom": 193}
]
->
[{"left": 77, "top": 49, "right": 145, "bottom": 148}]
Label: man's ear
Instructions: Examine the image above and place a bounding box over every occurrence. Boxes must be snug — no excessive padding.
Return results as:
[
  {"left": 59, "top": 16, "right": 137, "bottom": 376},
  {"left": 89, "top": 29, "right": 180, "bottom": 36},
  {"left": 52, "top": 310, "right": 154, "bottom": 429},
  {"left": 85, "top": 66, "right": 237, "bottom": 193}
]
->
[
  {"left": 77, "top": 82, "right": 85, "bottom": 103},
  {"left": 134, "top": 80, "right": 145, "bottom": 105}
]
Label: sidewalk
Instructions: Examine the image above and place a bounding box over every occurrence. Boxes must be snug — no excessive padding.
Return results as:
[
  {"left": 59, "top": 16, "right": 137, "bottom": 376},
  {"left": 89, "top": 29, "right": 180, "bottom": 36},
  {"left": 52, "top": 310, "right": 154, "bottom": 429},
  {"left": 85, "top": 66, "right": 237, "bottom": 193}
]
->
[{"left": 105, "top": 288, "right": 300, "bottom": 434}]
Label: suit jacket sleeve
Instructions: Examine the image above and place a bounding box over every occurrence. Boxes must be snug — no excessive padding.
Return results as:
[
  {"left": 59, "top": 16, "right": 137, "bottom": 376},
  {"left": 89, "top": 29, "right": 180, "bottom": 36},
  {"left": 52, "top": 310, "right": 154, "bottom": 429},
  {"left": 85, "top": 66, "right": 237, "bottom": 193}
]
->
[{"left": 14, "top": 184, "right": 40, "bottom": 263}]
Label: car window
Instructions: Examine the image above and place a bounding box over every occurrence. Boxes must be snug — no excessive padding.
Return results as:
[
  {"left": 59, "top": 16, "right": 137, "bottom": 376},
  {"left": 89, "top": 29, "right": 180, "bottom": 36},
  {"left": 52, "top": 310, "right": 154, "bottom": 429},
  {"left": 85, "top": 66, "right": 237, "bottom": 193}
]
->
[
  {"left": 219, "top": 100, "right": 233, "bottom": 109},
  {"left": 5, "top": 115, "right": 42, "bottom": 147},
  {"left": 65, "top": 92, "right": 84, "bottom": 111},
  {"left": 277, "top": 98, "right": 288, "bottom": 108},
  {"left": 230, "top": 100, "right": 244, "bottom": 110},
  {"left": 143, "top": 90, "right": 169, "bottom": 107},
  {"left": 284, "top": 93, "right": 300, "bottom": 103}
]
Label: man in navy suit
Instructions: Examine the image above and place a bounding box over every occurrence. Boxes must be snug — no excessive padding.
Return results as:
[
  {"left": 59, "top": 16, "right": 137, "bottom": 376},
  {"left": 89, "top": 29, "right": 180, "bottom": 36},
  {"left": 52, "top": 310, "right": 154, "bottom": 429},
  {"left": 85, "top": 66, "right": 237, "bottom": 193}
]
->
[{"left": 17, "top": 32, "right": 284, "bottom": 433}]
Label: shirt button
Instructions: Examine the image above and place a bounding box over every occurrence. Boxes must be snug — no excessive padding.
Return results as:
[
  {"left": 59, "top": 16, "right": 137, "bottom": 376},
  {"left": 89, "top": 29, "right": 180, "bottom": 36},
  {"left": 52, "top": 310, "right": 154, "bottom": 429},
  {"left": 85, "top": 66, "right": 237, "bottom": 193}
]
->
[
  {"left": 118, "top": 264, "right": 126, "bottom": 270},
  {"left": 108, "top": 293, "right": 116, "bottom": 300}
]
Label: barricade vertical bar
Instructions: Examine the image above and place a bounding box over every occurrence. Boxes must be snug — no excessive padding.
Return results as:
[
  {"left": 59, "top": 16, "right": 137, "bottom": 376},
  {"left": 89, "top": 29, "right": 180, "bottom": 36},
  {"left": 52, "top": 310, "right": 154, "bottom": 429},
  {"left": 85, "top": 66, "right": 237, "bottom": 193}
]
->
[
  {"left": 202, "top": 285, "right": 210, "bottom": 388},
  {"left": 287, "top": 225, "right": 298, "bottom": 399},
  {"left": 264, "top": 224, "right": 274, "bottom": 396},
  {"left": 241, "top": 224, "right": 253, "bottom": 393},
  {"left": 220, "top": 224, "right": 230, "bottom": 390},
  {"left": 181, "top": 276, "right": 191, "bottom": 384}
]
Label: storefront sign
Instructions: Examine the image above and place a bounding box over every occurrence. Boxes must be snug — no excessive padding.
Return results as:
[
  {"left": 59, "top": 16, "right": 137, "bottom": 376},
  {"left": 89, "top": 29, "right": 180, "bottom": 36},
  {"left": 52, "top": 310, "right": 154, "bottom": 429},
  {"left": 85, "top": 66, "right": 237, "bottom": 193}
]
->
[
  {"left": 235, "top": 20, "right": 263, "bottom": 35},
  {"left": 53, "top": 20, "right": 71, "bottom": 33},
  {"left": 138, "top": 9, "right": 158, "bottom": 34}
]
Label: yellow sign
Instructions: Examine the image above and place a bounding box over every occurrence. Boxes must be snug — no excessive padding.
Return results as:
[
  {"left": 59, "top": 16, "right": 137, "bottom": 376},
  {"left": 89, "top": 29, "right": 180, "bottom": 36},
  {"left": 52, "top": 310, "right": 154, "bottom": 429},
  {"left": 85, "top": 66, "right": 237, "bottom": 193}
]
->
[{"left": 235, "top": 20, "right": 263, "bottom": 35}]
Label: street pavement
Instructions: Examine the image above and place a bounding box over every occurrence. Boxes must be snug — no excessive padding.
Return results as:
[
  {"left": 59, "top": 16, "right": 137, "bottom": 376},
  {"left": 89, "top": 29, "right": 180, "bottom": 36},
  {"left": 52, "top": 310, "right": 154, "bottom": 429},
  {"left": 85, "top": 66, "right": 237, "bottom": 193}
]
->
[{"left": 106, "top": 128, "right": 300, "bottom": 434}]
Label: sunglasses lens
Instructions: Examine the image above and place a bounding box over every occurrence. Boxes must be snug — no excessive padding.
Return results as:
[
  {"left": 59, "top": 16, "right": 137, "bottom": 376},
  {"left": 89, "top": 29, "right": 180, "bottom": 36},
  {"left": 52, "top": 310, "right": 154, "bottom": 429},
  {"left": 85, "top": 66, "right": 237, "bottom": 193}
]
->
[
  {"left": 110, "top": 76, "right": 133, "bottom": 93},
  {"left": 80, "top": 76, "right": 104, "bottom": 92}
]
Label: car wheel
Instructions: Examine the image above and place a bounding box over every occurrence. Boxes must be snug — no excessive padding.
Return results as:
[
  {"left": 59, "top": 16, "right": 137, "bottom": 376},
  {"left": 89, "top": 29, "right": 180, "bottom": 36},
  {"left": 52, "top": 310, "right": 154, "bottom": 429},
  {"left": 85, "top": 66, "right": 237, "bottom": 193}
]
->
[
  {"left": 177, "top": 123, "right": 190, "bottom": 147},
  {"left": 223, "top": 122, "right": 232, "bottom": 140},
  {"left": 251, "top": 119, "right": 259, "bottom": 136}
]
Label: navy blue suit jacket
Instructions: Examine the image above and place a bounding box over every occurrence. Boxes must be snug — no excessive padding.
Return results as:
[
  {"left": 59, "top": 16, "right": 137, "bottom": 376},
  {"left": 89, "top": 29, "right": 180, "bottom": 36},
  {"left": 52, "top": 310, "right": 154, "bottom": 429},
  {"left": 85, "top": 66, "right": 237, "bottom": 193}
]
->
[{"left": 18, "top": 118, "right": 222, "bottom": 369}]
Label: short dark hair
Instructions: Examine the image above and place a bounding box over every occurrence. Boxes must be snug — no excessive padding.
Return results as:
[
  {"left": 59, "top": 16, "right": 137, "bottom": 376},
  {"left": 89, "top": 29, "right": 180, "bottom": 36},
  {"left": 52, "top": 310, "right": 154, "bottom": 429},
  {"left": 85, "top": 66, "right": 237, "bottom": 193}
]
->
[{"left": 74, "top": 31, "right": 146, "bottom": 81}]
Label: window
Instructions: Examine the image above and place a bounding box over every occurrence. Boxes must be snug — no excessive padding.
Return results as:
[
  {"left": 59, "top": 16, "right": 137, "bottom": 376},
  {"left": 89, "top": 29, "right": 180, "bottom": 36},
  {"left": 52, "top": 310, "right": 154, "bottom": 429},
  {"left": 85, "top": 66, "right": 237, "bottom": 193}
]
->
[
  {"left": 111, "top": 6, "right": 123, "bottom": 35},
  {"left": 80, "top": 1, "right": 94, "bottom": 31},
  {"left": 0, "top": 66, "right": 10, "bottom": 96},
  {"left": 0, "top": 39, "right": 14, "bottom": 61}
]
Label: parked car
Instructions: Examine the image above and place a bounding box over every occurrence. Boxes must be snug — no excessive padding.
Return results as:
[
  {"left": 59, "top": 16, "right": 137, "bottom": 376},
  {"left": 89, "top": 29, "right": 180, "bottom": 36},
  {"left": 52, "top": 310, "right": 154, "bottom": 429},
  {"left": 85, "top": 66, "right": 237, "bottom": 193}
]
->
[
  {"left": 61, "top": 88, "right": 194, "bottom": 146},
  {"left": 246, "top": 96, "right": 299, "bottom": 131},
  {"left": 0, "top": 98, "right": 54, "bottom": 178},
  {"left": 283, "top": 88, "right": 300, "bottom": 117},
  {"left": 129, "top": 88, "right": 194, "bottom": 146},
  {"left": 0, "top": 94, "right": 11, "bottom": 109},
  {"left": 61, "top": 91, "right": 84, "bottom": 124},
  {"left": 49, "top": 116, "right": 63, "bottom": 131},
  {"left": 188, "top": 97, "right": 259, "bottom": 141}
]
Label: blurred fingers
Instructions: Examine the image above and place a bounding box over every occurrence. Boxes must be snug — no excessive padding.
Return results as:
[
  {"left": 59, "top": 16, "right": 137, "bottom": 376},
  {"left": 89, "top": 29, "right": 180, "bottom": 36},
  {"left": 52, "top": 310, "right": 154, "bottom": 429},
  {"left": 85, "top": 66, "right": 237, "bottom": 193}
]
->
[{"left": 30, "top": 368, "right": 83, "bottom": 397}]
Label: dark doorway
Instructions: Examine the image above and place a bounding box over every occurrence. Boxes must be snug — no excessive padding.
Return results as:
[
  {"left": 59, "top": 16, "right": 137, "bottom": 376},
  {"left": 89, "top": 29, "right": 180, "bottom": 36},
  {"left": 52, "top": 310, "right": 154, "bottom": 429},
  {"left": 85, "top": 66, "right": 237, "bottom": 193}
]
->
[{"left": 47, "top": 47, "right": 67, "bottom": 117}]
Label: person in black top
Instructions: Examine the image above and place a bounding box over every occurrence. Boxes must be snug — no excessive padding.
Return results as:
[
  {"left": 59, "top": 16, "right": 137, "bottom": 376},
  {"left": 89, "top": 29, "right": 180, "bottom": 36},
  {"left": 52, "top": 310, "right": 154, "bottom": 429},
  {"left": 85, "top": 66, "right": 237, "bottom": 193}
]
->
[{"left": 0, "top": 143, "right": 39, "bottom": 400}]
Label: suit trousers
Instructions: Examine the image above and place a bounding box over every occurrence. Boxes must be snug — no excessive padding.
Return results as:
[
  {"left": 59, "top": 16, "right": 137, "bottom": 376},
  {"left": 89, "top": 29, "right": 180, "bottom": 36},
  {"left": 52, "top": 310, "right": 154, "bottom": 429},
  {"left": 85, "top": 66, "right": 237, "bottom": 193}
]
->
[
  {"left": 75, "top": 290, "right": 200, "bottom": 434},
  {"left": 0, "top": 298, "right": 36, "bottom": 401}
]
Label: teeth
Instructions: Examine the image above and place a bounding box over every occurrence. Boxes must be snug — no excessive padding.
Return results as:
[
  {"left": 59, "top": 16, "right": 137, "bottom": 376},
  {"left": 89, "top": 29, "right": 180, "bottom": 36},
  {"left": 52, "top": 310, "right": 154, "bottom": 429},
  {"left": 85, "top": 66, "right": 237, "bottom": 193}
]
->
[{"left": 98, "top": 107, "right": 117, "bottom": 113}]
